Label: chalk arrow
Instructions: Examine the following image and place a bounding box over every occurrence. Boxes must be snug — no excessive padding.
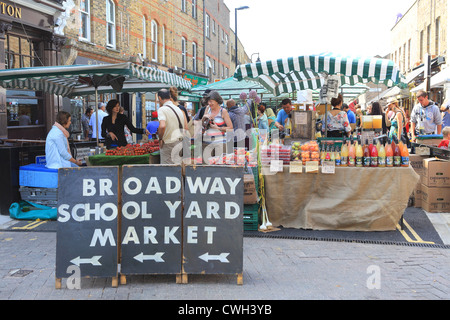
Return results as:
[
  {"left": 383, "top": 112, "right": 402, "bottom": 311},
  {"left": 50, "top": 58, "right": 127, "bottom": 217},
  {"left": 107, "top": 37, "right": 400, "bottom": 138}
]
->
[
  {"left": 199, "top": 252, "right": 230, "bottom": 263},
  {"left": 134, "top": 252, "right": 165, "bottom": 263},
  {"left": 70, "top": 256, "right": 102, "bottom": 267}
]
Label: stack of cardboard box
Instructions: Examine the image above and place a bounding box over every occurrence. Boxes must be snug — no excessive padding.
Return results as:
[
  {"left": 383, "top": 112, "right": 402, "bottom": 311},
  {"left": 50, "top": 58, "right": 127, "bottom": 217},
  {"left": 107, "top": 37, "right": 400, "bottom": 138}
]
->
[
  {"left": 409, "top": 154, "right": 427, "bottom": 208},
  {"left": 420, "top": 158, "right": 450, "bottom": 213},
  {"left": 409, "top": 155, "right": 450, "bottom": 213}
]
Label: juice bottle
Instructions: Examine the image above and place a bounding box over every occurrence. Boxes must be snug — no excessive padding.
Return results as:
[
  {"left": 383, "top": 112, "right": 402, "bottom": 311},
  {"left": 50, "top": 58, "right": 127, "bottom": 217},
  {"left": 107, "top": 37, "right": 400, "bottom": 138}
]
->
[
  {"left": 363, "top": 139, "right": 371, "bottom": 167},
  {"left": 401, "top": 144, "right": 410, "bottom": 167},
  {"left": 335, "top": 146, "right": 341, "bottom": 167},
  {"left": 325, "top": 145, "right": 331, "bottom": 162},
  {"left": 355, "top": 139, "right": 363, "bottom": 167},
  {"left": 341, "top": 139, "right": 348, "bottom": 167},
  {"left": 378, "top": 143, "right": 386, "bottom": 167},
  {"left": 393, "top": 142, "right": 401, "bottom": 167},
  {"left": 320, "top": 144, "right": 326, "bottom": 165},
  {"left": 330, "top": 146, "right": 336, "bottom": 163},
  {"left": 348, "top": 139, "right": 356, "bottom": 167},
  {"left": 370, "top": 143, "right": 378, "bottom": 167},
  {"left": 386, "top": 140, "right": 394, "bottom": 167}
]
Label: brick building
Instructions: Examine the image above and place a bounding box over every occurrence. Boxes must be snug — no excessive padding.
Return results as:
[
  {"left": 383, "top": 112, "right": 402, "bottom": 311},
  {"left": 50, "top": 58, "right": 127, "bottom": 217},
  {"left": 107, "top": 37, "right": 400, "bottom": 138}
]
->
[
  {"left": 390, "top": 0, "right": 448, "bottom": 107},
  {"left": 0, "top": 0, "right": 66, "bottom": 140}
]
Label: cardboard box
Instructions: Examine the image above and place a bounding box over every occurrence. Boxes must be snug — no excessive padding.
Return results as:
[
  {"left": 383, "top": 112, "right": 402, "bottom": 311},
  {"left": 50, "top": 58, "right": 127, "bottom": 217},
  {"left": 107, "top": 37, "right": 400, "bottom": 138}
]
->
[
  {"left": 409, "top": 154, "right": 427, "bottom": 176},
  {"left": 413, "top": 183, "right": 422, "bottom": 208},
  {"left": 421, "top": 158, "right": 450, "bottom": 187},
  {"left": 244, "top": 174, "right": 258, "bottom": 204},
  {"left": 421, "top": 184, "right": 450, "bottom": 213}
]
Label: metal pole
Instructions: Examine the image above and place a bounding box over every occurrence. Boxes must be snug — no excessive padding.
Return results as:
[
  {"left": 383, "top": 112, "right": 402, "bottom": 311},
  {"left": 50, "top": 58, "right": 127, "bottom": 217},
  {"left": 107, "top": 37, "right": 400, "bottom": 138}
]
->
[{"left": 95, "top": 87, "right": 99, "bottom": 146}]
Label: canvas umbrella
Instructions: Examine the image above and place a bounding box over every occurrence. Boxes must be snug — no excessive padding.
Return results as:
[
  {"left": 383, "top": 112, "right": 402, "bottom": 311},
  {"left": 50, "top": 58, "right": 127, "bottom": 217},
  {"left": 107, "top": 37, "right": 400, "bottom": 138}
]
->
[
  {"left": 234, "top": 52, "right": 406, "bottom": 97},
  {"left": 234, "top": 53, "right": 406, "bottom": 136},
  {"left": 0, "top": 62, "right": 192, "bottom": 144}
]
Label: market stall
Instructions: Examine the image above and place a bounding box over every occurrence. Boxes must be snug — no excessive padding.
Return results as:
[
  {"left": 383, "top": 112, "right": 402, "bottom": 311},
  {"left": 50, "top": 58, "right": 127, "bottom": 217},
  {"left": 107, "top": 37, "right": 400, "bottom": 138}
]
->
[{"left": 231, "top": 53, "right": 411, "bottom": 231}]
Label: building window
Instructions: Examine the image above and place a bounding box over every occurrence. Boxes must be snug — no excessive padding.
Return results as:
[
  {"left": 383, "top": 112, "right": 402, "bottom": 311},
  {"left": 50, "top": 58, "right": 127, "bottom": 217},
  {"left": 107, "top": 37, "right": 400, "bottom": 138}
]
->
[
  {"left": 142, "top": 16, "right": 147, "bottom": 59},
  {"left": 426, "top": 24, "right": 431, "bottom": 54},
  {"left": 407, "top": 39, "right": 411, "bottom": 71},
  {"left": 151, "top": 20, "right": 158, "bottom": 62},
  {"left": 5, "top": 34, "right": 42, "bottom": 69},
  {"left": 181, "top": 37, "right": 187, "bottom": 69},
  {"left": 181, "top": 0, "right": 186, "bottom": 13},
  {"left": 225, "top": 34, "right": 229, "bottom": 53},
  {"left": 162, "top": 25, "right": 166, "bottom": 65},
  {"left": 192, "top": 0, "right": 197, "bottom": 19},
  {"left": 205, "top": 14, "right": 210, "bottom": 38},
  {"left": 419, "top": 30, "right": 424, "bottom": 61},
  {"left": 106, "top": 0, "right": 116, "bottom": 48},
  {"left": 192, "top": 42, "right": 197, "bottom": 72},
  {"left": 435, "top": 17, "right": 440, "bottom": 55},
  {"left": 79, "top": 0, "right": 90, "bottom": 41},
  {"left": 7, "top": 90, "right": 45, "bottom": 128}
]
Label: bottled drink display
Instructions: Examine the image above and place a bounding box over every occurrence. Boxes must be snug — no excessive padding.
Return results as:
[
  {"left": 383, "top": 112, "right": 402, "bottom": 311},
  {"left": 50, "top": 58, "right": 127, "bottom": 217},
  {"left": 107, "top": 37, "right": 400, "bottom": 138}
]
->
[{"left": 288, "top": 139, "right": 410, "bottom": 170}]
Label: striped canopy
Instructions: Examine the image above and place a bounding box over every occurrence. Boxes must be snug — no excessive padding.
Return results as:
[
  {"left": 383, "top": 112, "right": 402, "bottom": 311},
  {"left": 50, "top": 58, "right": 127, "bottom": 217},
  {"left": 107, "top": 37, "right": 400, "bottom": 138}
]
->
[
  {"left": 233, "top": 53, "right": 406, "bottom": 96},
  {"left": 0, "top": 62, "right": 191, "bottom": 97}
]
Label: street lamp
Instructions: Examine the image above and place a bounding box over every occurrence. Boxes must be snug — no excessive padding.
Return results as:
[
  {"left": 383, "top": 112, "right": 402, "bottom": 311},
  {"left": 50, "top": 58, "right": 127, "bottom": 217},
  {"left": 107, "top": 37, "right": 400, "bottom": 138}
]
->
[{"left": 235, "top": 6, "right": 249, "bottom": 67}]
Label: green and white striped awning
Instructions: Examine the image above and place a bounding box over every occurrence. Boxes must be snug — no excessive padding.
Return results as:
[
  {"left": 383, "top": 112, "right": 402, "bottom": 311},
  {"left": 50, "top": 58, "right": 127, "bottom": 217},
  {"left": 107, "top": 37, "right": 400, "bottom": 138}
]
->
[
  {"left": 233, "top": 53, "right": 406, "bottom": 96},
  {"left": 0, "top": 62, "right": 191, "bottom": 97}
]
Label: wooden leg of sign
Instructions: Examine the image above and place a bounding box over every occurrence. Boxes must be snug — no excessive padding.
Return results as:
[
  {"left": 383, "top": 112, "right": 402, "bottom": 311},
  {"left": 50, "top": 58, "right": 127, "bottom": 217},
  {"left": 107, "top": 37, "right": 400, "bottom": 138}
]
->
[
  {"left": 237, "top": 273, "right": 243, "bottom": 285},
  {"left": 55, "top": 278, "right": 62, "bottom": 289},
  {"left": 112, "top": 276, "right": 118, "bottom": 288},
  {"left": 120, "top": 274, "right": 126, "bottom": 285},
  {"left": 176, "top": 273, "right": 188, "bottom": 284}
]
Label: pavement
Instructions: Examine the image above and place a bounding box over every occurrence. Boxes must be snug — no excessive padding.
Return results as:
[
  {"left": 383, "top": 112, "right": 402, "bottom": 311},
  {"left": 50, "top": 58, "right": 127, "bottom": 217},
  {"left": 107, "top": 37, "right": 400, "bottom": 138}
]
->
[{"left": 0, "top": 213, "right": 449, "bottom": 302}]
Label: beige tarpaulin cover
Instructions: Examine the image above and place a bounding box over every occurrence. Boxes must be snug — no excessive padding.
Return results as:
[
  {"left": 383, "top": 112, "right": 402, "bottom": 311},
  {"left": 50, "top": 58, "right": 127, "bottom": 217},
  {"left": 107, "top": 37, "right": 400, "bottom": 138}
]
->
[{"left": 262, "top": 166, "right": 420, "bottom": 231}]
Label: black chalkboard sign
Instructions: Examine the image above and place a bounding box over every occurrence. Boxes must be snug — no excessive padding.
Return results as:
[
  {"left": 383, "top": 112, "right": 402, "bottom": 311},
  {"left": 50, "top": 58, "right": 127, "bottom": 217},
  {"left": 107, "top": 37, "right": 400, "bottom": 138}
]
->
[
  {"left": 55, "top": 167, "right": 119, "bottom": 279},
  {"left": 182, "top": 166, "right": 244, "bottom": 275},
  {"left": 120, "top": 165, "right": 183, "bottom": 275}
]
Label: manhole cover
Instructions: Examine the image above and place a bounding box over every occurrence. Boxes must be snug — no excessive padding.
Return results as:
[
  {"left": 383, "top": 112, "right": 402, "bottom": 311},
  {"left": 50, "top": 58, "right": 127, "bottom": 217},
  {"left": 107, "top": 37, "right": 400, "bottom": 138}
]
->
[{"left": 9, "top": 269, "right": 33, "bottom": 277}]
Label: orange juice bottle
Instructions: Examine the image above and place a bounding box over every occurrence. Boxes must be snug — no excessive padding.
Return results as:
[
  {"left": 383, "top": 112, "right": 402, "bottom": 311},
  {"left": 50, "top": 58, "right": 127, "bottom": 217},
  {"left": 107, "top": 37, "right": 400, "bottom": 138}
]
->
[
  {"left": 401, "top": 144, "right": 410, "bottom": 167},
  {"left": 378, "top": 143, "right": 386, "bottom": 167},
  {"left": 386, "top": 141, "right": 393, "bottom": 167}
]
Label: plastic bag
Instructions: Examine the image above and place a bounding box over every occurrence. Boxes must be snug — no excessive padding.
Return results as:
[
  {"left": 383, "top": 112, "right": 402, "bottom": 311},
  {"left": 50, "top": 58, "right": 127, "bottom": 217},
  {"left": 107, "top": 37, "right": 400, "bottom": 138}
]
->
[{"left": 9, "top": 200, "right": 57, "bottom": 220}]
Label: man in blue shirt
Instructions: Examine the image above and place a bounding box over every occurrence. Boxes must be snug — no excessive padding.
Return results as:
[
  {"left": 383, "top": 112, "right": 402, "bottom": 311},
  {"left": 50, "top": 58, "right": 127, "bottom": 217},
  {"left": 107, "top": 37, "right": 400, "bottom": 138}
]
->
[
  {"left": 275, "top": 99, "right": 293, "bottom": 131},
  {"left": 441, "top": 102, "right": 450, "bottom": 129},
  {"left": 343, "top": 103, "right": 356, "bottom": 124}
]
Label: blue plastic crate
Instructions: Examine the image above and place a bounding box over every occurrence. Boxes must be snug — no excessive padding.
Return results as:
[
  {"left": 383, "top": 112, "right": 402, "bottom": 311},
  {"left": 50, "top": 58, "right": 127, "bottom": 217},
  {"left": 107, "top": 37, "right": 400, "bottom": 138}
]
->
[{"left": 19, "top": 164, "right": 58, "bottom": 188}]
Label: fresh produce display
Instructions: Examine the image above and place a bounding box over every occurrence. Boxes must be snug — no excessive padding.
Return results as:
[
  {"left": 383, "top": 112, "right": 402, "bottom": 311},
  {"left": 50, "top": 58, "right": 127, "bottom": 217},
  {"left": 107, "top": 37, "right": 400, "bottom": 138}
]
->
[
  {"left": 261, "top": 144, "right": 291, "bottom": 165},
  {"left": 291, "top": 141, "right": 319, "bottom": 164},
  {"left": 105, "top": 140, "right": 160, "bottom": 156},
  {"left": 207, "top": 148, "right": 257, "bottom": 166}
]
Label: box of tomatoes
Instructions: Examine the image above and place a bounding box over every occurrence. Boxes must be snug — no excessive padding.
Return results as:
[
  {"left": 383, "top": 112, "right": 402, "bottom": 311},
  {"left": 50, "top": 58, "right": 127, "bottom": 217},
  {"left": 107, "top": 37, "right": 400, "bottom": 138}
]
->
[{"left": 291, "top": 141, "right": 320, "bottom": 165}]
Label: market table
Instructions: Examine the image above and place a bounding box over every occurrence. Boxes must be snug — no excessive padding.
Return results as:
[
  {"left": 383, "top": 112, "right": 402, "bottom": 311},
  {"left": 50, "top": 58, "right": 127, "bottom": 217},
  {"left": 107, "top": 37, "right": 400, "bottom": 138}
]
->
[
  {"left": 262, "top": 166, "right": 420, "bottom": 231},
  {"left": 87, "top": 152, "right": 160, "bottom": 166}
]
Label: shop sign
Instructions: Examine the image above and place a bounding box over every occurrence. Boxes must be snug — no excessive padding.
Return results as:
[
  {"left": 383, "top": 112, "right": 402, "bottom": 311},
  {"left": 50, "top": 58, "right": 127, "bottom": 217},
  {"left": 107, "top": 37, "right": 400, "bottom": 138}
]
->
[
  {"left": 120, "top": 165, "right": 183, "bottom": 275},
  {"left": 55, "top": 167, "right": 119, "bottom": 279},
  {"left": 183, "top": 74, "right": 208, "bottom": 87},
  {"left": 182, "top": 166, "right": 244, "bottom": 275},
  {"left": 0, "top": 2, "right": 21, "bottom": 19}
]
